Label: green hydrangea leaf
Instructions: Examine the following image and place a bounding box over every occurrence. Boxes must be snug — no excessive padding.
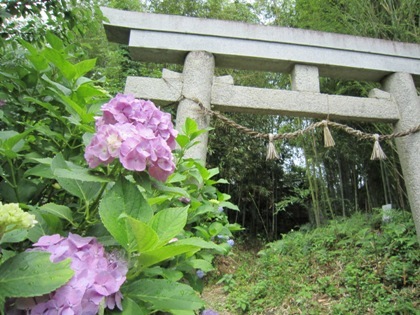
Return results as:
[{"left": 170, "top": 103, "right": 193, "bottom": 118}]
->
[
  {"left": 99, "top": 177, "right": 153, "bottom": 250},
  {"left": 0, "top": 251, "right": 73, "bottom": 303},
  {"left": 149, "top": 206, "right": 188, "bottom": 246},
  {"left": 124, "top": 279, "right": 204, "bottom": 313}
]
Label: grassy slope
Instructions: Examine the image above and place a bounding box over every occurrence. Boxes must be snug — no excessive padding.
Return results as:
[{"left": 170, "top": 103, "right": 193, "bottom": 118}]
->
[{"left": 205, "top": 210, "right": 419, "bottom": 314}]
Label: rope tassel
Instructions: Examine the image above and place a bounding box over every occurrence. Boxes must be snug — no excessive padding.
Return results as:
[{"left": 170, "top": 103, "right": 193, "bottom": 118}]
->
[
  {"left": 266, "top": 133, "right": 279, "bottom": 160},
  {"left": 370, "top": 134, "right": 387, "bottom": 160},
  {"left": 322, "top": 120, "right": 335, "bottom": 147}
]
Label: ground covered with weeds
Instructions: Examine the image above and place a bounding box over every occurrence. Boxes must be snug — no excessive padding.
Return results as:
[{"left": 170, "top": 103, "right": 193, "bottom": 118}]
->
[{"left": 203, "top": 209, "right": 419, "bottom": 314}]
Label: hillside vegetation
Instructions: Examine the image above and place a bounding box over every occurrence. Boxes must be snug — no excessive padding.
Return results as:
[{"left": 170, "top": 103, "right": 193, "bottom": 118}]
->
[{"left": 207, "top": 209, "right": 419, "bottom": 314}]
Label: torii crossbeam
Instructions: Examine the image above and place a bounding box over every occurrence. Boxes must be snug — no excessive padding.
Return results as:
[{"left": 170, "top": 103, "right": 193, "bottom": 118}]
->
[{"left": 101, "top": 7, "right": 420, "bottom": 242}]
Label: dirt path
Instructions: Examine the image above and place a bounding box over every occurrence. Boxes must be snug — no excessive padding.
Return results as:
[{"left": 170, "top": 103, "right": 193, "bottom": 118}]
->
[{"left": 201, "top": 284, "right": 233, "bottom": 315}]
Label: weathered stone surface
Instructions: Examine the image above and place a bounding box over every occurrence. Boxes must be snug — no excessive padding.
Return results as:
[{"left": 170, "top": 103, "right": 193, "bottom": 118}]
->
[
  {"left": 211, "top": 85, "right": 399, "bottom": 122},
  {"left": 291, "top": 65, "right": 320, "bottom": 93},
  {"left": 101, "top": 7, "right": 420, "bottom": 85},
  {"left": 176, "top": 51, "right": 215, "bottom": 162},
  {"left": 383, "top": 73, "right": 420, "bottom": 242},
  {"left": 125, "top": 74, "right": 399, "bottom": 122},
  {"left": 124, "top": 76, "right": 182, "bottom": 106},
  {"left": 368, "top": 88, "right": 392, "bottom": 100}
]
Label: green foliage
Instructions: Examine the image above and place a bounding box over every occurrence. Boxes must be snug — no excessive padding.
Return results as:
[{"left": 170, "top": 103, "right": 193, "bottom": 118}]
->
[
  {"left": 0, "top": 0, "right": 101, "bottom": 42},
  {"left": 123, "top": 279, "right": 204, "bottom": 314},
  {"left": 0, "top": 251, "right": 74, "bottom": 311},
  {"left": 222, "top": 210, "right": 419, "bottom": 314},
  {"left": 0, "top": 30, "right": 109, "bottom": 205},
  {"left": 0, "top": 16, "right": 240, "bottom": 313}
]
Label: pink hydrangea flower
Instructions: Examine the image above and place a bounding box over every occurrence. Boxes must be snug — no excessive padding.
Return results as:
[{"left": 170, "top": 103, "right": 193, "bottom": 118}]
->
[
  {"left": 85, "top": 94, "right": 178, "bottom": 181},
  {"left": 16, "top": 233, "right": 127, "bottom": 314}
]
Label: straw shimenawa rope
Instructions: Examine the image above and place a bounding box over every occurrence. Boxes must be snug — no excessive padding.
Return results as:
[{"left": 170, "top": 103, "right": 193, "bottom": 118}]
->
[{"left": 183, "top": 96, "right": 420, "bottom": 161}]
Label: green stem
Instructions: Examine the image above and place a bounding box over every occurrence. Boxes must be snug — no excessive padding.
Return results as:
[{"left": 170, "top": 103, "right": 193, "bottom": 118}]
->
[
  {"left": 88, "top": 163, "right": 122, "bottom": 220},
  {"left": 7, "top": 158, "right": 19, "bottom": 202},
  {"left": 127, "top": 257, "right": 145, "bottom": 280}
]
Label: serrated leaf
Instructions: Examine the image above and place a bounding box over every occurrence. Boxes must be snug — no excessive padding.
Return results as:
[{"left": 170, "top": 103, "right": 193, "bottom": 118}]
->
[
  {"left": 0, "top": 251, "right": 74, "bottom": 300},
  {"left": 74, "top": 59, "right": 96, "bottom": 78},
  {"left": 56, "top": 177, "right": 101, "bottom": 201},
  {"left": 49, "top": 153, "right": 109, "bottom": 182},
  {"left": 208, "top": 222, "right": 224, "bottom": 236},
  {"left": 42, "top": 74, "right": 71, "bottom": 95},
  {"left": 0, "top": 249, "right": 15, "bottom": 266},
  {"left": 45, "top": 31, "right": 64, "bottom": 51},
  {"left": 43, "top": 48, "right": 75, "bottom": 81},
  {"left": 23, "top": 96, "right": 66, "bottom": 124},
  {"left": 187, "top": 259, "right": 215, "bottom": 272},
  {"left": 143, "top": 267, "right": 183, "bottom": 282},
  {"left": 137, "top": 244, "right": 200, "bottom": 270},
  {"left": 39, "top": 203, "right": 74, "bottom": 224},
  {"left": 175, "top": 134, "right": 190, "bottom": 148},
  {"left": 108, "top": 177, "right": 152, "bottom": 221},
  {"left": 183, "top": 117, "right": 199, "bottom": 135},
  {"left": 0, "top": 128, "right": 33, "bottom": 156},
  {"left": 219, "top": 201, "right": 239, "bottom": 211},
  {"left": 18, "top": 40, "right": 49, "bottom": 71},
  {"left": 207, "top": 167, "right": 220, "bottom": 179},
  {"left": 51, "top": 154, "right": 102, "bottom": 200},
  {"left": 99, "top": 177, "right": 153, "bottom": 250},
  {"left": 149, "top": 207, "right": 188, "bottom": 246},
  {"left": 124, "top": 279, "right": 204, "bottom": 312},
  {"left": 189, "top": 129, "right": 209, "bottom": 141},
  {"left": 126, "top": 216, "right": 159, "bottom": 253},
  {"left": 27, "top": 210, "right": 63, "bottom": 243},
  {"left": 152, "top": 181, "right": 189, "bottom": 197},
  {"left": 166, "top": 172, "right": 187, "bottom": 184},
  {"left": 0, "top": 229, "right": 28, "bottom": 244},
  {"left": 57, "top": 94, "right": 94, "bottom": 124},
  {"left": 18, "top": 39, "right": 38, "bottom": 55},
  {"left": 147, "top": 195, "right": 173, "bottom": 206},
  {"left": 109, "top": 297, "right": 149, "bottom": 315},
  {"left": 175, "top": 237, "right": 225, "bottom": 251},
  {"left": 54, "top": 168, "right": 109, "bottom": 183}
]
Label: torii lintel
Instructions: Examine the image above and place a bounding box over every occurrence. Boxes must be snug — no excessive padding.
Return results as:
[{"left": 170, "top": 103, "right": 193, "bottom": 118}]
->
[{"left": 101, "top": 7, "right": 420, "bottom": 86}]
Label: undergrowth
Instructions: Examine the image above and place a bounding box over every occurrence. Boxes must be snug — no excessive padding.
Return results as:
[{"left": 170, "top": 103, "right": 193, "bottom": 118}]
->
[{"left": 215, "top": 209, "right": 419, "bottom": 314}]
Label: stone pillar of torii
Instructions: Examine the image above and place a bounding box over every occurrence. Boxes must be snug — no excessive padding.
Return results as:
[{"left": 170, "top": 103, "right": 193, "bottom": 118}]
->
[{"left": 100, "top": 7, "right": 420, "bottom": 242}]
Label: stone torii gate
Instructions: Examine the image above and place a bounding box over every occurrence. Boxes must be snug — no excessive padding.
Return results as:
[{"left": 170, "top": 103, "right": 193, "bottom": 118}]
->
[{"left": 101, "top": 7, "right": 420, "bottom": 240}]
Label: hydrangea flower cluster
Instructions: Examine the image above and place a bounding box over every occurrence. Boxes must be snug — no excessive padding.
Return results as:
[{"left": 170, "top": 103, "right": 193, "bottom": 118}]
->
[
  {"left": 196, "top": 269, "right": 206, "bottom": 279},
  {"left": 85, "top": 94, "right": 178, "bottom": 181},
  {"left": 227, "top": 239, "right": 235, "bottom": 246},
  {"left": 0, "top": 202, "right": 37, "bottom": 236},
  {"left": 213, "top": 235, "right": 235, "bottom": 247},
  {"left": 18, "top": 233, "right": 127, "bottom": 314}
]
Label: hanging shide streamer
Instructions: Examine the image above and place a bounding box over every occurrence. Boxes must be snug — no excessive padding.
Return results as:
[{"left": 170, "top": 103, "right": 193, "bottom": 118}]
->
[
  {"left": 266, "top": 133, "right": 279, "bottom": 160},
  {"left": 370, "top": 134, "right": 387, "bottom": 160},
  {"left": 322, "top": 120, "right": 335, "bottom": 147}
]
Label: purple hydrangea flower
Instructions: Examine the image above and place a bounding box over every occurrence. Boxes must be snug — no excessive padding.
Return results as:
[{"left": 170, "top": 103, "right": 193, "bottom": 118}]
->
[
  {"left": 217, "top": 206, "right": 224, "bottom": 213},
  {"left": 85, "top": 94, "right": 178, "bottom": 181},
  {"left": 16, "top": 233, "right": 127, "bottom": 314},
  {"left": 227, "top": 239, "right": 235, "bottom": 246},
  {"left": 202, "top": 309, "right": 219, "bottom": 315},
  {"left": 196, "top": 269, "right": 206, "bottom": 279}
]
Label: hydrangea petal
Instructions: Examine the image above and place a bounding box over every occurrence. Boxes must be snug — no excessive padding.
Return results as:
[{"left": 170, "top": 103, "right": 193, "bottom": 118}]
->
[{"left": 15, "top": 234, "right": 127, "bottom": 314}]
